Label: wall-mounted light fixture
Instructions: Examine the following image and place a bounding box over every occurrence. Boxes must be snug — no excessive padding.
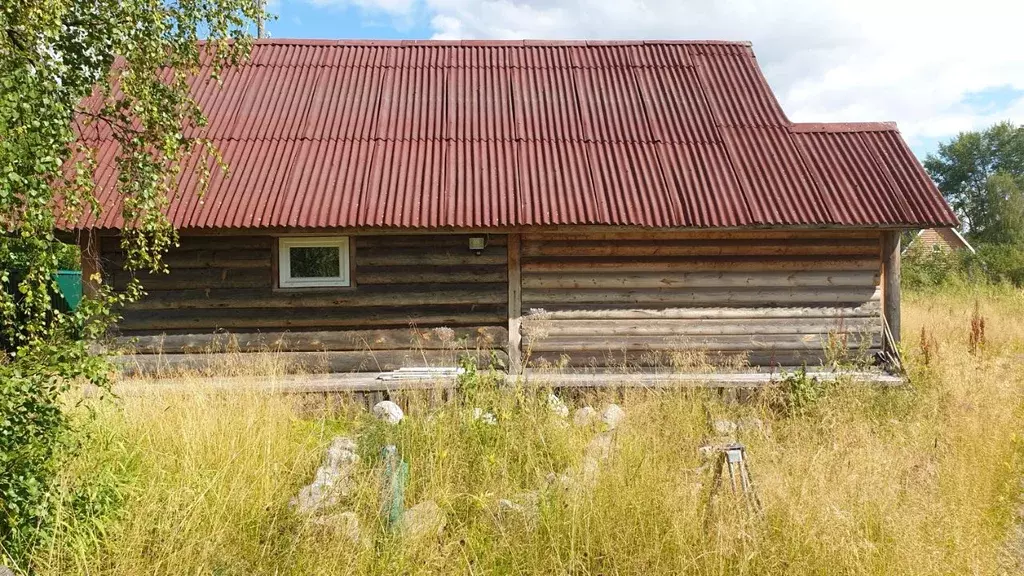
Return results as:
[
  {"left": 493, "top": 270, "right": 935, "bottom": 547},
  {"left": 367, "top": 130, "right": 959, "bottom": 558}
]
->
[{"left": 468, "top": 235, "right": 488, "bottom": 255}]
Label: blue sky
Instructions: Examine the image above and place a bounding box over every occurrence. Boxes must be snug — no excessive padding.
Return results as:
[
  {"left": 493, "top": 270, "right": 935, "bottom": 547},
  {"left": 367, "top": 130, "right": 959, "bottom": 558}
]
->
[{"left": 261, "top": 0, "right": 1024, "bottom": 161}]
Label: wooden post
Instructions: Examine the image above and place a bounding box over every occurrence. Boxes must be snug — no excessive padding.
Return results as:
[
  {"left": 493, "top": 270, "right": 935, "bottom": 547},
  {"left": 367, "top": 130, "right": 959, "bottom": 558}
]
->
[
  {"left": 882, "top": 231, "right": 901, "bottom": 347},
  {"left": 507, "top": 233, "right": 523, "bottom": 375},
  {"left": 79, "top": 230, "right": 102, "bottom": 297}
]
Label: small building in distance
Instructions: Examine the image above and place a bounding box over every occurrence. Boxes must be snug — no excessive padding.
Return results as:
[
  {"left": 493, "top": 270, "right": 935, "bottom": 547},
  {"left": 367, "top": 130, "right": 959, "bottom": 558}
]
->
[{"left": 909, "top": 228, "right": 976, "bottom": 254}]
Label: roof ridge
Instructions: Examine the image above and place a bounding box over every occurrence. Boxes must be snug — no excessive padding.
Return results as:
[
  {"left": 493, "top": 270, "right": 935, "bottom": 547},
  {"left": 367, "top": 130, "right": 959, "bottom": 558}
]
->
[
  {"left": 238, "top": 38, "right": 753, "bottom": 47},
  {"left": 791, "top": 122, "right": 899, "bottom": 134}
]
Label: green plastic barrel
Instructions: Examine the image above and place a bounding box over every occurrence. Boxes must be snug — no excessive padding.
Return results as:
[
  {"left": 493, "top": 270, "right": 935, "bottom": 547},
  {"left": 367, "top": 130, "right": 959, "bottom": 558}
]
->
[{"left": 54, "top": 270, "right": 83, "bottom": 312}]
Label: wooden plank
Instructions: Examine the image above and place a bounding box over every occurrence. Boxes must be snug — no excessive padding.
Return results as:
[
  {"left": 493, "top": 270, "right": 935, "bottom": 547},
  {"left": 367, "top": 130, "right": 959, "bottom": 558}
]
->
[
  {"left": 105, "top": 249, "right": 271, "bottom": 270},
  {"left": 522, "top": 257, "right": 881, "bottom": 273},
  {"left": 355, "top": 267, "right": 507, "bottom": 285},
  {"left": 524, "top": 349, "right": 876, "bottom": 369},
  {"left": 523, "top": 303, "right": 882, "bottom": 320},
  {"left": 112, "top": 268, "right": 272, "bottom": 291},
  {"left": 521, "top": 371, "right": 903, "bottom": 388},
  {"left": 113, "top": 349, "right": 510, "bottom": 377},
  {"left": 80, "top": 230, "right": 102, "bottom": 297},
  {"left": 102, "top": 235, "right": 272, "bottom": 252},
  {"left": 116, "top": 306, "right": 508, "bottom": 331},
  {"left": 508, "top": 233, "right": 523, "bottom": 374},
  {"left": 522, "top": 287, "right": 882, "bottom": 306},
  {"left": 521, "top": 239, "right": 880, "bottom": 258},
  {"left": 525, "top": 333, "right": 881, "bottom": 353},
  {"left": 882, "top": 231, "right": 902, "bottom": 345},
  {"left": 355, "top": 234, "right": 508, "bottom": 248},
  {"left": 526, "top": 317, "right": 882, "bottom": 337},
  {"left": 114, "top": 326, "right": 510, "bottom": 354},
  {"left": 522, "top": 270, "right": 879, "bottom": 290},
  {"left": 126, "top": 285, "right": 508, "bottom": 310},
  {"left": 357, "top": 250, "right": 506, "bottom": 267},
  {"left": 523, "top": 230, "right": 883, "bottom": 242}
]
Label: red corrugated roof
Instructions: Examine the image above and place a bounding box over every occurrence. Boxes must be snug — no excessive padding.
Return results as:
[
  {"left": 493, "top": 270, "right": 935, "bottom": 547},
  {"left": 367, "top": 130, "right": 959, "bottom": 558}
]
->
[{"left": 72, "top": 39, "right": 957, "bottom": 230}]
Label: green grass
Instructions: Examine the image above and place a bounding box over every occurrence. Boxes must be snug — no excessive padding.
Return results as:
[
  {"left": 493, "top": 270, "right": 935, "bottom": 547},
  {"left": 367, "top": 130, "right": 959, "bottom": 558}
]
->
[{"left": 25, "top": 289, "right": 1024, "bottom": 575}]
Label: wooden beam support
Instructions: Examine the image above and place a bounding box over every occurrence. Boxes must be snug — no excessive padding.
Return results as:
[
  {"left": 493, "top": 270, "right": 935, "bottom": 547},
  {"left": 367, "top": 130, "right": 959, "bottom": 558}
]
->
[
  {"left": 507, "top": 233, "right": 523, "bottom": 375},
  {"left": 882, "top": 231, "right": 901, "bottom": 347},
  {"left": 79, "top": 230, "right": 103, "bottom": 297}
]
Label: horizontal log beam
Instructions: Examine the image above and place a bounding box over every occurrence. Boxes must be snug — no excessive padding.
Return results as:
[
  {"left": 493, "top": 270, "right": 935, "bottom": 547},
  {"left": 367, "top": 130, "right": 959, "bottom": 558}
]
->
[
  {"left": 522, "top": 271, "right": 879, "bottom": 290},
  {"left": 525, "top": 334, "right": 881, "bottom": 353},
  {"left": 115, "top": 326, "right": 509, "bottom": 354},
  {"left": 106, "top": 250, "right": 271, "bottom": 270},
  {"left": 113, "top": 349, "right": 510, "bottom": 377},
  {"left": 522, "top": 287, "right": 882, "bottom": 307},
  {"left": 524, "top": 230, "right": 883, "bottom": 241},
  {"left": 355, "top": 235, "right": 508, "bottom": 248},
  {"left": 522, "top": 303, "right": 882, "bottom": 321},
  {"left": 525, "top": 317, "right": 882, "bottom": 338},
  {"left": 112, "top": 268, "right": 271, "bottom": 290},
  {"left": 525, "top": 349, "right": 878, "bottom": 369},
  {"left": 522, "top": 257, "right": 881, "bottom": 273},
  {"left": 126, "top": 285, "right": 507, "bottom": 310},
  {"left": 358, "top": 250, "right": 506, "bottom": 267},
  {"left": 117, "top": 306, "right": 507, "bottom": 331},
  {"left": 522, "top": 240, "right": 879, "bottom": 259},
  {"left": 355, "top": 267, "right": 506, "bottom": 285}
]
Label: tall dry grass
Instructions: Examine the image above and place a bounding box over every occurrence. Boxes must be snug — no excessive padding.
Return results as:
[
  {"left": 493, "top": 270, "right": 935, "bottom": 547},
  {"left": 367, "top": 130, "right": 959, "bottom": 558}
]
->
[{"left": 27, "top": 289, "right": 1024, "bottom": 575}]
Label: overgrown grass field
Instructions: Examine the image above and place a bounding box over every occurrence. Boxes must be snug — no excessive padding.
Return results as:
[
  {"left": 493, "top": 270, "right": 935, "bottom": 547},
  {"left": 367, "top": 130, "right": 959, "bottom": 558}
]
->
[{"left": 29, "top": 289, "right": 1024, "bottom": 575}]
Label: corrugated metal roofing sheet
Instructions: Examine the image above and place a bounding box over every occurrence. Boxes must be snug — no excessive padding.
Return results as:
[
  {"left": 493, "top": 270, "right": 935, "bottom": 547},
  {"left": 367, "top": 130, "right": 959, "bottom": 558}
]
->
[{"left": 72, "top": 39, "right": 958, "bottom": 230}]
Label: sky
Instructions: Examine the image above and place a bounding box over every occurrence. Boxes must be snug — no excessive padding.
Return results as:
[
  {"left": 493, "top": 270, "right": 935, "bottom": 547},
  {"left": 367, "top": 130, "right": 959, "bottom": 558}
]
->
[{"left": 261, "top": 0, "right": 1024, "bottom": 160}]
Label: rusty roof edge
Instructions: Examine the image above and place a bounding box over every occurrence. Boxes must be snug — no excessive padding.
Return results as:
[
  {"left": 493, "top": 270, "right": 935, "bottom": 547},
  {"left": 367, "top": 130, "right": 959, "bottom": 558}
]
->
[
  {"left": 791, "top": 121, "right": 899, "bottom": 133},
  {"left": 199, "top": 39, "right": 755, "bottom": 47}
]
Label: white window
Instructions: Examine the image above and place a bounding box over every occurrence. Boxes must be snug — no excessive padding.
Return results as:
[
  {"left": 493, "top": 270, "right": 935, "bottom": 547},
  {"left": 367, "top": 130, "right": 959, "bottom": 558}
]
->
[{"left": 278, "top": 237, "right": 350, "bottom": 288}]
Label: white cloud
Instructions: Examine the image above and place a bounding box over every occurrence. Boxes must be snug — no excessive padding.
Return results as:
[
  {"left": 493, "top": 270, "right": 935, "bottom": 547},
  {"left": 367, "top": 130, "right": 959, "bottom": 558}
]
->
[{"left": 303, "top": 0, "right": 1024, "bottom": 149}]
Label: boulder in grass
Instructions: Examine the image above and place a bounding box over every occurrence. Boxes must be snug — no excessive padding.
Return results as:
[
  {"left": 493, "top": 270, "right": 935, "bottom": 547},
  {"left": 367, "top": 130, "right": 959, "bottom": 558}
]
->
[
  {"left": 292, "top": 436, "right": 360, "bottom": 514},
  {"left": 310, "top": 511, "right": 362, "bottom": 543},
  {"left": 713, "top": 419, "right": 738, "bottom": 436},
  {"left": 573, "top": 406, "right": 599, "bottom": 427},
  {"left": 472, "top": 407, "right": 498, "bottom": 425},
  {"left": 372, "top": 401, "right": 404, "bottom": 425},
  {"left": 400, "top": 500, "right": 447, "bottom": 541},
  {"left": 547, "top": 393, "right": 569, "bottom": 418},
  {"left": 601, "top": 404, "right": 626, "bottom": 430}
]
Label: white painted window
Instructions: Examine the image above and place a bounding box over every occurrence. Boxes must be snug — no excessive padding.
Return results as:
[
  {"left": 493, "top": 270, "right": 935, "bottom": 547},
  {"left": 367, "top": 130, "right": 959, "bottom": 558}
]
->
[{"left": 278, "top": 237, "right": 350, "bottom": 288}]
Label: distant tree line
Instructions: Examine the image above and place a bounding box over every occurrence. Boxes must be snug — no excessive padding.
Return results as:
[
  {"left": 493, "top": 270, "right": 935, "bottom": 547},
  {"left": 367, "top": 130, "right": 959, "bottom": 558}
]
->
[{"left": 906, "top": 121, "right": 1024, "bottom": 289}]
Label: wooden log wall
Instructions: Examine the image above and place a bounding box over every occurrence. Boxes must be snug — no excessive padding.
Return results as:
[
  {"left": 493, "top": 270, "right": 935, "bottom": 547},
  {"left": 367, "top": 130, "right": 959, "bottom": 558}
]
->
[
  {"left": 102, "top": 234, "right": 509, "bottom": 371},
  {"left": 520, "top": 230, "right": 884, "bottom": 369}
]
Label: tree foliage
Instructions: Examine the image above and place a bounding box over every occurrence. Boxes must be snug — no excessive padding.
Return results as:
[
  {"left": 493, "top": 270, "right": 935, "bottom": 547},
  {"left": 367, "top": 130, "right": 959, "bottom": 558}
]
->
[
  {"left": 0, "top": 0, "right": 262, "bottom": 565},
  {"left": 924, "top": 122, "right": 1024, "bottom": 244}
]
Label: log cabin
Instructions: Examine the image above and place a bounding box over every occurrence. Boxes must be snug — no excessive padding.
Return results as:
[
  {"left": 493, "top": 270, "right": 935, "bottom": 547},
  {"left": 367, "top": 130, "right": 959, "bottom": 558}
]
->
[{"left": 68, "top": 39, "right": 958, "bottom": 377}]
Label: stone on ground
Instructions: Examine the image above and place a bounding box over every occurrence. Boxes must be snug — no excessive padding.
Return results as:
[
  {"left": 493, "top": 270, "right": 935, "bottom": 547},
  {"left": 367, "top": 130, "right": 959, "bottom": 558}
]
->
[
  {"left": 372, "top": 401, "right": 404, "bottom": 425},
  {"left": 573, "top": 406, "right": 599, "bottom": 427},
  {"left": 713, "top": 419, "right": 738, "bottom": 436},
  {"left": 601, "top": 404, "right": 626, "bottom": 430},
  {"left": 582, "top": 431, "right": 615, "bottom": 484},
  {"left": 547, "top": 393, "right": 569, "bottom": 418},
  {"left": 471, "top": 407, "right": 498, "bottom": 425},
  {"left": 400, "top": 500, "right": 447, "bottom": 540},
  {"left": 310, "top": 511, "right": 361, "bottom": 542},
  {"left": 0, "top": 566, "right": 14, "bottom": 576},
  {"left": 292, "top": 436, "right": 360, "bottom": 514}
]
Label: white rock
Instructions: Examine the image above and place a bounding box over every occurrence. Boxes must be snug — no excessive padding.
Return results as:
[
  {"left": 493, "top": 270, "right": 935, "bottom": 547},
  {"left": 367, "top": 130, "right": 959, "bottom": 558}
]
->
[
  {"left": 292, "top": 436, "right": 360, "bottom": 514},
  {"left": 0, "top": 566, "right": 14, "bottom": 576},
  {"left": 496, "top": 491, "right": 540, "bottom": 521},
  {"left": 713, "top": 419, "right": 737, "bottom": 436},
  {"left": 582, "top": 431, "right": 615, "bottom": 484},
  {"left": 311, "top": 511, "right": 361, "bottom": 542},
  {"left": 573, "top": 406, "right": 599, "bottom": 427},
  {"left": 472, "top": 407, "right": 497, "bottom": 425},
  {"left": 601, "top": 404, "right": 626, "bottom": 430},
  {"left": 400, "top": 500, "right": 447, "bottom": 540},
  {"left": 547, "top": 393, "right": 569, "bottom": 418},
  {"left": 372, "top": 401, "right": 404, "bottom": 425}
]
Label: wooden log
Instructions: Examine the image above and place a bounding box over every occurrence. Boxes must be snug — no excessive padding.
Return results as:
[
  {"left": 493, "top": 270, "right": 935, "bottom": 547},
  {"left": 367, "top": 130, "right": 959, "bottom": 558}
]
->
[
  {"left": 355, "top": 266, "right": 506, "bottom": 285},
  {"left": 116, "top": 306, "right": 508, "bottom": 331},
  {"left": 102, "top": 235, "right": 272, "bottom": 252},
  {"left": 521, "top": 239, "right": 880, "bottom": 258},
  {"left": 113, "top": 349, "right": 510, "bottom": 377},
  {"left": 525, "top": 334, "right": 882, "bottom": 353},
  {"left": 112, "top": 268, "right": 272, "bottom": 290},
  {"left": 522, "top": 287, "right": 882, "bottom": 306},
  {"left": 525, "top": 317, "right": 882, "bottom": 337},
  {"left": 114, "top": 327, "right": 510, "bottom": 354},
  {"left": 522, "top": 256, "right": 882, "bottom": 273},
  {"left": 508, "top": 233, "right": 523, "bottom": 374},
  {"left": 521, "top": 270, "right": 879, "bottom": 290},
  {"left": 357, "top": 250, "right": 506, "bottom": 267},
  {"left": 523, "top": 230, "right": 883, "bottom": 242},
  {"left": 355, "top": 234, "right": 508, "bottom": 248},
  {"left": 882, "top": 231, "right": 901, "bottom": 346},
  {"left": 126, "top": 285, "right": 508, "bottom": 310},
  {"left": 105, "top": 249, "right": 271, "bottom": 270},
  {"left": 524, "top": 349, "right": 845, "bottom": 369},
  {"left": 522, "top": 303, "right": 882, "bottom": 320}
]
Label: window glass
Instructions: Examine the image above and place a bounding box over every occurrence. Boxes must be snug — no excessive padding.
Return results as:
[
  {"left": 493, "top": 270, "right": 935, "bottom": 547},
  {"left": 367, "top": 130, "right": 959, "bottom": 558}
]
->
[{"left": 289, "top": 246, "right": 341, "bottom": 278}]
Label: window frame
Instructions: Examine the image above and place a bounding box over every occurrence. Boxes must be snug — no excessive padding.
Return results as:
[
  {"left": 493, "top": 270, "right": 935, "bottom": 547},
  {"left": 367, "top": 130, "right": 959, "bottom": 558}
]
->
[{"left": 277, "top": 236, "right": 351, "bottom": 289}]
